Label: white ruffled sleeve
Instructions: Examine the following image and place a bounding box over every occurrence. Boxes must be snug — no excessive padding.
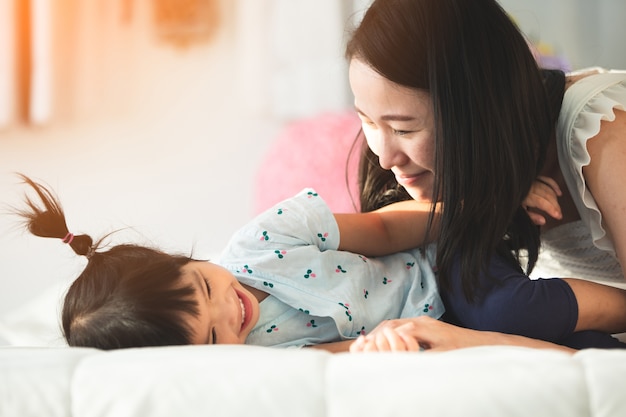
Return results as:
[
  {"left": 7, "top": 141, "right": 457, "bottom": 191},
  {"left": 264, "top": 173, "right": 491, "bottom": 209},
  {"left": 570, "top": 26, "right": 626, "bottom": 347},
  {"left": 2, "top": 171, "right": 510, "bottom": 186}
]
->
[{"left": 557, "top": 70, "right": 626, "bottom": 255}]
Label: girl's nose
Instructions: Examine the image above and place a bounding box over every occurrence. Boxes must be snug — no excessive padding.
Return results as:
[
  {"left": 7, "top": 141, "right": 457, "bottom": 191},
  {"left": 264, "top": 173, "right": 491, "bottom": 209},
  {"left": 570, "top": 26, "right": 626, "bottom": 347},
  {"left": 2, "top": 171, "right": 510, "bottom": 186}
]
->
[{"left": 209, "top": 299, "right": 236, "bottom": 331}]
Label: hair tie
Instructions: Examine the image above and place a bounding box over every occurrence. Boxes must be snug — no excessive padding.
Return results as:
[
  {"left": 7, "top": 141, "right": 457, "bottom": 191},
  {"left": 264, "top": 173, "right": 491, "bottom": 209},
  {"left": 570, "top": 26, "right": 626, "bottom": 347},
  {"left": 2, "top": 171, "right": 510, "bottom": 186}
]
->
[{"left": 62, "top": 232, "right": 74, "bottom": 245}]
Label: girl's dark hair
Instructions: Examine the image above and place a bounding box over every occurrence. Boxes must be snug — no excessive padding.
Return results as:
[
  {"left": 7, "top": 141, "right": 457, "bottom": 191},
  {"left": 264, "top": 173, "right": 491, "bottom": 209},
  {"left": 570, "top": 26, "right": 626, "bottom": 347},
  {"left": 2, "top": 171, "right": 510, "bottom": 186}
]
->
[
  {"left": 347, "top": 0, "right": 565, "bottom": 301},
  {"left": 15, "top": 174, "right": 198, "bottom": 349}
]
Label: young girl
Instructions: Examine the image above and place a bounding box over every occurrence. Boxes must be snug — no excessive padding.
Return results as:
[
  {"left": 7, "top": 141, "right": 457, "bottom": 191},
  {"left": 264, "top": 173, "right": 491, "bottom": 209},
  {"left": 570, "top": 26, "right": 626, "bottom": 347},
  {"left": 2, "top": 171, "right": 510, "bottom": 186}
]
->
[
  {"left": 16, "top": 174, "right": 626, "bottom": 352},
  {"left": 17, "top": 174, "right": 443, "bottom": 351}
]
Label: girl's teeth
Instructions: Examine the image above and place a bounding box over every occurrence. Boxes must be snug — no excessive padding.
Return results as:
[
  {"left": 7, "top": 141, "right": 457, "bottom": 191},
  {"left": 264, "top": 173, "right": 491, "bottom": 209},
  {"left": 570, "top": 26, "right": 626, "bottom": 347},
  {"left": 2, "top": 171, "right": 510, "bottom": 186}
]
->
[{"left": 239, "top": 298, "right": 246, "bottom": 325}]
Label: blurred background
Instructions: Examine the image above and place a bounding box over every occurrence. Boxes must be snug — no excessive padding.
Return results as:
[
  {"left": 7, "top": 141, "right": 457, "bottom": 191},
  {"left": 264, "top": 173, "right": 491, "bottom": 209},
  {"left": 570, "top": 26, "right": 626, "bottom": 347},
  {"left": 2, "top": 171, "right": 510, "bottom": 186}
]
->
[{"left": 1, "top": 0, "right": 625, "bottom": 343}]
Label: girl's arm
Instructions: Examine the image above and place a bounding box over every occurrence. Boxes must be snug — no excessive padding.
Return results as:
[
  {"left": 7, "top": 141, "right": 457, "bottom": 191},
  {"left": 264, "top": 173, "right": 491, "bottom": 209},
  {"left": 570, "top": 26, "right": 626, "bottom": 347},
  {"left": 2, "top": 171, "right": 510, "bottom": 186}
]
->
[
  {"left": 333, "top": 200, "right": 440, "bottom": 256},
  {"left": 307, "top": 317, "right": 574, "bottom": 354},
  {"left": 307, "top": 340, "right": 354, "bottom": 353},
  {"left": 334, "top": 173, "right": 563, "bottom": 257},
  {"left": 348, "top": 317, "right": 575, "bottom": 354}
]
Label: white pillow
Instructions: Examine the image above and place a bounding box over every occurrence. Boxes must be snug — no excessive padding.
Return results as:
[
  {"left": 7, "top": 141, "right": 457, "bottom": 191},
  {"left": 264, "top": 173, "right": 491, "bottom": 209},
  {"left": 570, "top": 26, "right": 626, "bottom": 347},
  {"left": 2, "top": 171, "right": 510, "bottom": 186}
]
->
[{"left": 0, "top": 282, "right": 67, "bottom": 347}]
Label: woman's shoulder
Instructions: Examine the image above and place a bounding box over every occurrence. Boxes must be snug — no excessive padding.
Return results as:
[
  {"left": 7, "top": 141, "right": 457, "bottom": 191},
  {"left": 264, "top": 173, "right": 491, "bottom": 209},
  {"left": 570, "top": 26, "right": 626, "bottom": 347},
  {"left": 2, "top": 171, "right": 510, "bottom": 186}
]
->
[
  {"left": 564, "top": 67, "right": 626, "bottom": 91},
  {"left": 559, "top": 68, "right": 626, "bottom": 131},
  {"left": 564, "top": 67, "right": 608, "bottom": 90}
]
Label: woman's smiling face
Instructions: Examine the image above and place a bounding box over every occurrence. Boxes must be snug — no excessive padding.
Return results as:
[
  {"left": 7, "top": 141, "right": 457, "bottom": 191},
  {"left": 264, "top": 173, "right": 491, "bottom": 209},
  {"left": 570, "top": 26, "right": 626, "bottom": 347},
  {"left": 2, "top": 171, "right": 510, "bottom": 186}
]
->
[
  {"left": 182, "top": 261, "right": 260, "bottom": 345},
  {"left": 349, "top": 58, "right": 437, "bottom": 203}
]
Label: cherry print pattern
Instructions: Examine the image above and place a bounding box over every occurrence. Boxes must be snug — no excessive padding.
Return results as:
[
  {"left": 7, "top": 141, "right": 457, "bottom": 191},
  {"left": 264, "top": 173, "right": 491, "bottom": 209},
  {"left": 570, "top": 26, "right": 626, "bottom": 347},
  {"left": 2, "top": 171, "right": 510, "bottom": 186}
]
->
[{"left": 338, "top": 302, "right": 352, "bottom": 321}]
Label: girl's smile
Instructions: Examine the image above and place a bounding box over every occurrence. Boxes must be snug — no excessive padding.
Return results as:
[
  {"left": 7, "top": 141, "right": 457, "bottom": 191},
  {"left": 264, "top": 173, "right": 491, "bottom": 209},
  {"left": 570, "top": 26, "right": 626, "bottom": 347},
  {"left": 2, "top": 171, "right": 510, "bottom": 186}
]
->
[{"left": 182, "top": 261, "right": 266, "bottom": 345}]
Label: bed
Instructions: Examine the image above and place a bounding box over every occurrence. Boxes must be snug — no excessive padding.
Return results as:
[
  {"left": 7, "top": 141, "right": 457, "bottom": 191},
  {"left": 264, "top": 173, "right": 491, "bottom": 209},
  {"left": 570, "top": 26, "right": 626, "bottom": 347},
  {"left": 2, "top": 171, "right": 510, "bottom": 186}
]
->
[
  {"left": 3, "top": 111, "right": 626, "bottom": 416},
  {"left": 2, "top": 341, "right": 626, "bottom": 416}
]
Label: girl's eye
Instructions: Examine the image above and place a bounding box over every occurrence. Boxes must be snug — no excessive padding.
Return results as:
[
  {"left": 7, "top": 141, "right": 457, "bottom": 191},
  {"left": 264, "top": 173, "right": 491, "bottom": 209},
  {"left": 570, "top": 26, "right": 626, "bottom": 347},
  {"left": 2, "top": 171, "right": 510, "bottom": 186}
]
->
[{"left": 204, "top": 278, "right": 211, "bottom": 299}]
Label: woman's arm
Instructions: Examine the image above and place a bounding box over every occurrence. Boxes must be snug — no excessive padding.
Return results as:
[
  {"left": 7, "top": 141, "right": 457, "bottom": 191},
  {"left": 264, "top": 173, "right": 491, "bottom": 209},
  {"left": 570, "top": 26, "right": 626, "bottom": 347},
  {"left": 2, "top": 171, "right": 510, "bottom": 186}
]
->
[
  {"left": 564, "top": 277, "right": 626, "bottom": 334},
  {"left": 333, "top": 200, "right": 440, "bottom": 256},
  {"left": 583, "top": 108, "right": 626, "bottom": 278}
]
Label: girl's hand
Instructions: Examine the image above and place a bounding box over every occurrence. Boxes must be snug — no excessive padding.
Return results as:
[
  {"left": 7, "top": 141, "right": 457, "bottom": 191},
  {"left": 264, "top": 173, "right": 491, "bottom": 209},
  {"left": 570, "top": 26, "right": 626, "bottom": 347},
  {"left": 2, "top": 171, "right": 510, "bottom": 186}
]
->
[
  {"left": 523, "top": 176, "right": 563, "bottom": 226},
  {"left": 349, "top": 317, "right": 475, "bottom": 353},
  {"left": 349, "top": 316, "right": 574, "bottom": 354},
  {"left": 350, "top": 321, "right": 422, "bottom": 352}
]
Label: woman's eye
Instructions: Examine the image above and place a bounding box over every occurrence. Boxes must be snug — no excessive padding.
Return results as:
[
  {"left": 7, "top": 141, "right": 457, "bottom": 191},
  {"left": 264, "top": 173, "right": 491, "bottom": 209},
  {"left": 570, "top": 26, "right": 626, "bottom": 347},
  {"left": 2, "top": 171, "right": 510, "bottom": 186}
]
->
[
  {"left": 360, "top": 119, "right": 375, "bottom": 127},
  {"left": 393, "top": 129, "right": 411, "bottom": 136}
]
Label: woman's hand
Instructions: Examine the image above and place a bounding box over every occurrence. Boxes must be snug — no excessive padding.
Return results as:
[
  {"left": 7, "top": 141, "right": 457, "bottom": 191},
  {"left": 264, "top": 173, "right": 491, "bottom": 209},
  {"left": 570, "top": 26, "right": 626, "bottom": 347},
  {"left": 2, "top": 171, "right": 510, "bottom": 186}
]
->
[{"left": 523, "top": 176, "right": 563, "bottom": 226}]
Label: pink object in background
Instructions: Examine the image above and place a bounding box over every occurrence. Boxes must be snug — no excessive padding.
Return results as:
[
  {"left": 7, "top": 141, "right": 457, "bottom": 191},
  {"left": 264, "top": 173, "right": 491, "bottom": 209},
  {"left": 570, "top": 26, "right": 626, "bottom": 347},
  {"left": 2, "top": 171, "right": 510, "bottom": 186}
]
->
[{"left": 254, "top": 110, "right": 362, "bottom": 214}]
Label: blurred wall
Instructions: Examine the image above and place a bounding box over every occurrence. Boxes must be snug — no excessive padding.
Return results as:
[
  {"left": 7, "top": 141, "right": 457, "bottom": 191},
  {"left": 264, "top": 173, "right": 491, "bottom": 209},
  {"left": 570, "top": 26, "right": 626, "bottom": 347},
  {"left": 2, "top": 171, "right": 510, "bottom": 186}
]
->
[
  {"left": 1, "top": 0, "right": 625, "bottom": 318},
  {"left": 0, "top": 0, "right": 356, "bottom": 316},
  {"left": 499, "top": 0, "right": 626, "bottom": 70}
]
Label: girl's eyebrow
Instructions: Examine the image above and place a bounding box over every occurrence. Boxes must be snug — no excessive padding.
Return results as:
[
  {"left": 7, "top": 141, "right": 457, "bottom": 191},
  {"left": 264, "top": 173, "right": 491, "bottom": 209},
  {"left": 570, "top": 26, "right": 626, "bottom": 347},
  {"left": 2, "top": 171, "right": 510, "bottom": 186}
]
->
[
  {"left": 194, "top": 271, "right": 213, "bottom": 345},
  {"left": 195, "top": 271, "right": 211, "bottom": 300}
]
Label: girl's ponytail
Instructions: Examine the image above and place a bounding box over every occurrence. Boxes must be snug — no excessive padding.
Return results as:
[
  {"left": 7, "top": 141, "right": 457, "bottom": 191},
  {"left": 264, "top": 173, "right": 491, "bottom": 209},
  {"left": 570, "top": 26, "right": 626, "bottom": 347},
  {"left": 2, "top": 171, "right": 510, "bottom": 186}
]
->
[
  {"left": 16, "top": 174, "right": 95, "bottom": 258},
  {"left": 13, "top": 173, "right": 200, "bottom": 349}
]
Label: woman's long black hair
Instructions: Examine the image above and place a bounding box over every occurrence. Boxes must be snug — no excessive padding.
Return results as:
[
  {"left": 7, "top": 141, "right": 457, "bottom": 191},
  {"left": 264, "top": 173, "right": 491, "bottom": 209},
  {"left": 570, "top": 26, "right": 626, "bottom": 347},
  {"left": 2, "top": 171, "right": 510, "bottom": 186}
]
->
[{"left": 347, "top": 0, "right": 565, "bottom": 301}]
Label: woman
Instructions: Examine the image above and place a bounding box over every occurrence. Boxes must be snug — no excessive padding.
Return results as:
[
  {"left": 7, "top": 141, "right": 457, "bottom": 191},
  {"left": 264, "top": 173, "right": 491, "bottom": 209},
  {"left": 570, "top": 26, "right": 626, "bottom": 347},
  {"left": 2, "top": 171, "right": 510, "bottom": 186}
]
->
[{"left": 345, "top": 0, "right": 626, "bottom": 348}]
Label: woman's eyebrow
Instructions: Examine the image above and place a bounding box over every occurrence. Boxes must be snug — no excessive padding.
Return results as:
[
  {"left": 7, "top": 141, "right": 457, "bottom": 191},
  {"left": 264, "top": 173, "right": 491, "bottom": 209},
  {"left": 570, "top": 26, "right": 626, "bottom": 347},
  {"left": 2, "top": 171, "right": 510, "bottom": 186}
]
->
[
  {"left": 354, "top": 106, "right": 416, "bottom": 122},
  {"left": 381, "top": 114, "right": 415, "bottom": 121},
  {"left": 354, "top": 106, "right": 368, "bottom": 118}
]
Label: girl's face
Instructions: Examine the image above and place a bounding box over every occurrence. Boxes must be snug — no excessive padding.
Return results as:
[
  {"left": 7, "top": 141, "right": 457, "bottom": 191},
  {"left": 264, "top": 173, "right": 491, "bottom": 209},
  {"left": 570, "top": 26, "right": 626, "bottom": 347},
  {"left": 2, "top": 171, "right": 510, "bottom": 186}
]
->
[
  {"left": 182, "top": 261, "right": 260, "bottom": 345},
  {"left": 349, "top": 58, "right": 436, "bottom": 203}
]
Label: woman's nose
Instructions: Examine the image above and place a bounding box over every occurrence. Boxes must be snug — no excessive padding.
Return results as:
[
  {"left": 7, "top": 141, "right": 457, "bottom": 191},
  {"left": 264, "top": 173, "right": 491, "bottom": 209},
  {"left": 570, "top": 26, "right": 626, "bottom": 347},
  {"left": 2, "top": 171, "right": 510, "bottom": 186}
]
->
[{"left": 371, "top": 132, "right": 404, "bottom": 170}]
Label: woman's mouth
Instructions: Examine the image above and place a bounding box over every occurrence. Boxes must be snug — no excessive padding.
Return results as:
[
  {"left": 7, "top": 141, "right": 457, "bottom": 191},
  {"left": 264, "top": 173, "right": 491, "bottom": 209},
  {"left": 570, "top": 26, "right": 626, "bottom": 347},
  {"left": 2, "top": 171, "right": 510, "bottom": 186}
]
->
[{"left": 394, "top": 172, "right": 422, "bottom": 187}]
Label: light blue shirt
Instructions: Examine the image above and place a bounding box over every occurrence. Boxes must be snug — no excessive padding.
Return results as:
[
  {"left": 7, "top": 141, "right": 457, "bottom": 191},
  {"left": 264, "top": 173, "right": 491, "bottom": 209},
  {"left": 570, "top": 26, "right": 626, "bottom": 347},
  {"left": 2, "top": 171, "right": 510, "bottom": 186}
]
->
[{"left": 218, "top": 189, "right": 444, "bottom": 347}]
